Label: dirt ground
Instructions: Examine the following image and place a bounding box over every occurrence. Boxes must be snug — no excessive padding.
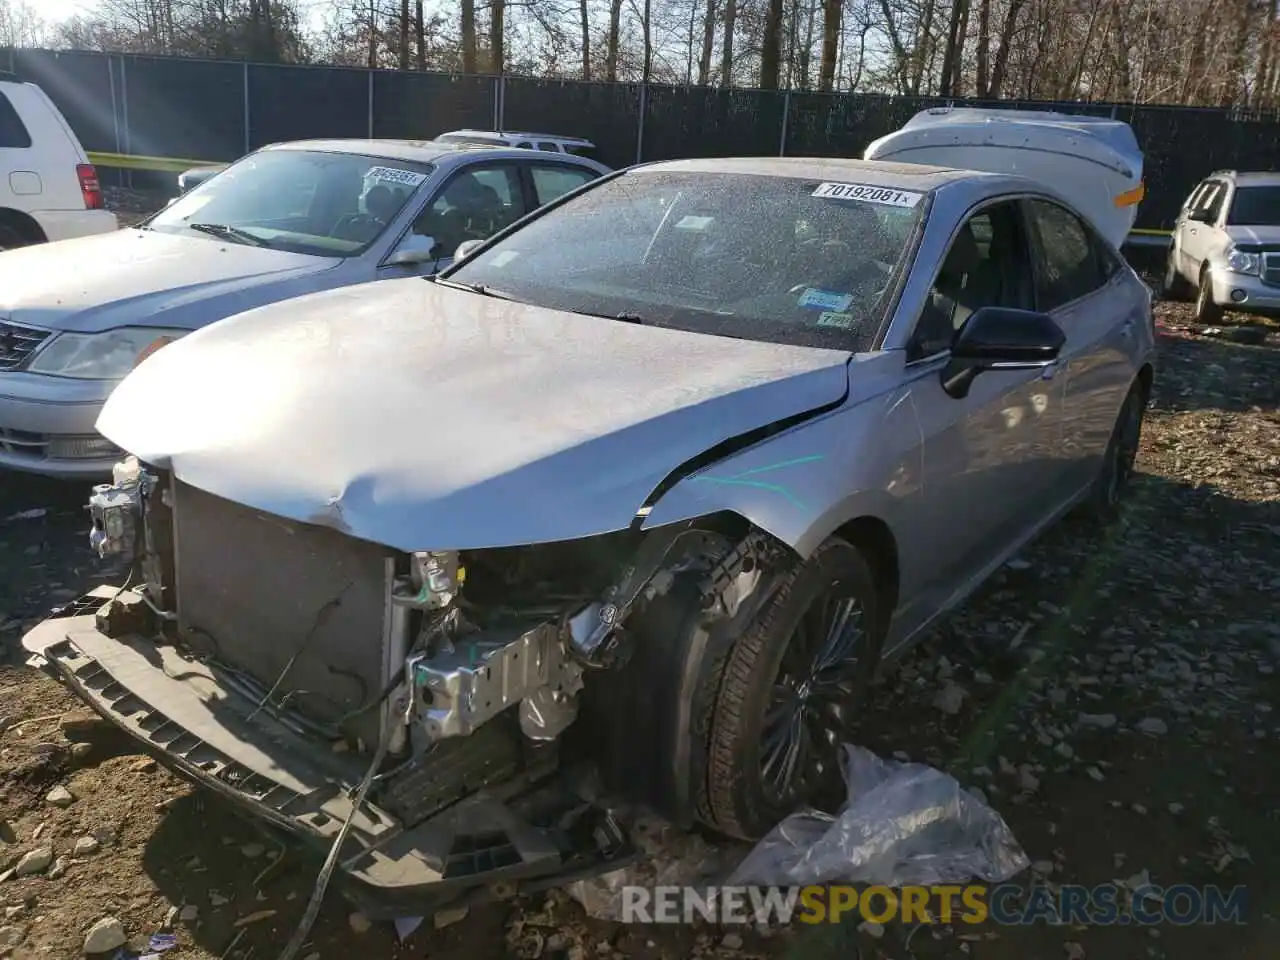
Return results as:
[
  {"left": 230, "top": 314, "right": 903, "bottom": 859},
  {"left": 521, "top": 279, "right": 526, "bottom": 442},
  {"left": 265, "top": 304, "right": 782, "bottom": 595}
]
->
[{"left": 1, "top": 294, "right": 1277, "bottom": 960}]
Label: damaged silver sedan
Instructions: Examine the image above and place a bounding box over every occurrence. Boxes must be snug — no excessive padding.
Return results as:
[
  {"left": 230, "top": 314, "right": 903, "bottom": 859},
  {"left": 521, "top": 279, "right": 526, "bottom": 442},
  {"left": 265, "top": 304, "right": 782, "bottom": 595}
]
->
[{"left": 24, "top": 157, "right": 1155, "bottom": 917}]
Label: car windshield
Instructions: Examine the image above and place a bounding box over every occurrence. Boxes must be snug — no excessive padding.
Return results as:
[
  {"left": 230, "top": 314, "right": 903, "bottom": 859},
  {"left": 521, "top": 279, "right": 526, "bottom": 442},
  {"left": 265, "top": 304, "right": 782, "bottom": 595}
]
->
[
  {"left": 1226, "top": 185, "right": 1280, "bottom": 226},
  {"left": 149, "top": 149, "right": 432, "bottom": 257},
  {"left": 445, "top": 170, "right": 924, "bottom": 350}
]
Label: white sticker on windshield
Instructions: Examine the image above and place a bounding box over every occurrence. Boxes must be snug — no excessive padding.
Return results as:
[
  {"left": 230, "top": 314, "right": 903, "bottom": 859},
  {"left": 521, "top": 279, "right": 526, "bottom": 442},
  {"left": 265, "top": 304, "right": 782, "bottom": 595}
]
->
[
  {"left": 367, "top": 166, "right": 428, "bottom": 188},
  {"left": 490, "top": 251, "right": 520, "bottom": 267},
  {"left": 811, "top": 182, "right": 923, "bottom": 207},
  {"left": 676, "top": 215, "right": 714, "bottom": 230}
]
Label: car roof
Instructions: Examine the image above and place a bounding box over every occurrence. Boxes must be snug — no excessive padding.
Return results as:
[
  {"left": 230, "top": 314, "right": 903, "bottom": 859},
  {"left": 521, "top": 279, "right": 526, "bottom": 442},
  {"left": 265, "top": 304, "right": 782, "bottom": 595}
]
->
[
  {"left": 1214, "top": 170, "right": 1280, "bottom": 186},
  {"left": 261, "top": 138, "right": 598, "bottom": 166},
  {"left": 444, "top": 129, "right": 595, "bottom": 146},
  {"left": 630, "top": 156, "right": 991, "bottom": 191}
]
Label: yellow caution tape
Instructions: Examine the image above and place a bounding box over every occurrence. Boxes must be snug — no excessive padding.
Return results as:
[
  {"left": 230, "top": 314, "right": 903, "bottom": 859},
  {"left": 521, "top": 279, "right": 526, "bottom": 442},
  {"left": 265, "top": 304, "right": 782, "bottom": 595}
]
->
[{"left": 86, "top": 151, "right": 221, "bottom": 174}]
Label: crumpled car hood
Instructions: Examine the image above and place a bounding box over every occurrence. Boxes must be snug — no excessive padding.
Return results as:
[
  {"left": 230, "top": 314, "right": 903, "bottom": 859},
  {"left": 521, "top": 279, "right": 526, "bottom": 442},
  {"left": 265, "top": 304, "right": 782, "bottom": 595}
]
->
[
  {"left": 0, "top": 229, "right": 337, "bottom": 333},
  {"left": 98, "top": 278, "right": 852, "bottom": 551}
]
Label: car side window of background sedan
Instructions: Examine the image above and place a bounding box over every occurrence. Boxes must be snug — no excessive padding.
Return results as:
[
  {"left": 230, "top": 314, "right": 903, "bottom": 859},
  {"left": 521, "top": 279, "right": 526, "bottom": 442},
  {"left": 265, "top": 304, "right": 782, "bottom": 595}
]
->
[
  {"left": 1025, "top": 199, "right": 1107, "bottom": 312},
  {"left": 408, "top": 163, "right": 525, "bottom": 259},
  {"left": 530, "top": 164, "right": 596, "bottom": 206},
  {"left": 912, "top": 201, "right": 1031, "bottom": 358}
]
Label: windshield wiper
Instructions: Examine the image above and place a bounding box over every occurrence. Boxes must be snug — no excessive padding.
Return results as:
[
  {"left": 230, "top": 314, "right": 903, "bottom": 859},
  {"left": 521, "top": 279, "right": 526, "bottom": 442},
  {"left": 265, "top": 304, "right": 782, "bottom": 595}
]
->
[
  {"left": 434, "top": 278, "right": 516, "bottom": 301},
  {"left": 187, "top": 222, "right": 271, "bottom": 248}
]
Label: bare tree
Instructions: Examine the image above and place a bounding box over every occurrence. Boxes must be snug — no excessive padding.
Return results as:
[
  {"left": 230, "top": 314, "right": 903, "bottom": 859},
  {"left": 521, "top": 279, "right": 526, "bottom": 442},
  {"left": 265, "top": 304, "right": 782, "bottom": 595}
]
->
[
  {"left": 460, "top": 0, "right": 477, "bottom": 71},
  {"left": 490, "top": 0, "right": 506, "bottom": 72},
  {"left": 721, "top": 0, "right": 736, "bottom": 84},
  {"left": 605, "top": 0, "right": 622, "bottom": 80},
  {"left": 818, "top": 0, "right": 841, "bottom": 90},
  {"left": 760, "top": 0, "right": 784, "bottom": 87}
]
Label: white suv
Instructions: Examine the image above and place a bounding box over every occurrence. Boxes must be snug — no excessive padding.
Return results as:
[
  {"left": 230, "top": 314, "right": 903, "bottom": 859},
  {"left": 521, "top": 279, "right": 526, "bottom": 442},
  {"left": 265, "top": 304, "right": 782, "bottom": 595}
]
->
[
  {"left": 1164, "top": 170, "right": 1280, "bottom": 323},
  {"left": 0, "top": 73, "right": 119, "bottom": 250},
  {"left": 433, "top": 130, "right": 598, "bottom": 158}
]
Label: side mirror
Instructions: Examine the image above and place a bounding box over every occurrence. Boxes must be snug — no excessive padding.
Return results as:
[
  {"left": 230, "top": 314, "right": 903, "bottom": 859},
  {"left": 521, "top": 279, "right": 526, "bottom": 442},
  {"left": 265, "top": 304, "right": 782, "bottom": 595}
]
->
[
  {"left": 941, "top": 306, "right": 1065, "bottom": 399},
  {"left": 454, "top": 238, "right": 484, "bottom": 261},
  {"left": 386, "top": 235, "right": 441, "bottom": 267}
]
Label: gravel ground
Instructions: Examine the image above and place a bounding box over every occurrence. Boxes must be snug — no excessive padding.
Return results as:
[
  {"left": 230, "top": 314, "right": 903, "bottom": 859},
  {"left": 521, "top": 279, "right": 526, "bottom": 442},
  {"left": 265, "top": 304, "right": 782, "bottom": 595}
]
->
[{"left": 1, "top": 297, "right": 1277, "bottom": 960}]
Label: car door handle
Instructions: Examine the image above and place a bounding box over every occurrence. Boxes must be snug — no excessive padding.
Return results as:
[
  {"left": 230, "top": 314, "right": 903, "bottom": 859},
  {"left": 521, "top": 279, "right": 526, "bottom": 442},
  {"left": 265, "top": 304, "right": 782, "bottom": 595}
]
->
[{"left": 1040, "top": 359, "right": 1060, "bottom": 380}]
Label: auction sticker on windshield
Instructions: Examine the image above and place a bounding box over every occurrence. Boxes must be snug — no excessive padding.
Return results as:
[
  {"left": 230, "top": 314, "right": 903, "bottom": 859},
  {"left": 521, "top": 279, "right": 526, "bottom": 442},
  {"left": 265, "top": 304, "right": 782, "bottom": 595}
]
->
[
  {"left": 367, "top": 166, "right": 428, "bottom": 188},
  {"left": 811, "top": 182, "right": 923, "bottom": 207}
]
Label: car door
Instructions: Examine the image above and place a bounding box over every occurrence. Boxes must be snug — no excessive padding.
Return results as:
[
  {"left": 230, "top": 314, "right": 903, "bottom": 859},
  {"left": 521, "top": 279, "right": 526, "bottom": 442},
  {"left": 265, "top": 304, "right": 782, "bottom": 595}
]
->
[
  {"left": 525, "top": 160, "right": 601, "bottom": 209},
  {"left": 901, "top": 198, "right": 1063, "bottom": 617},
  {"left": 1024, "top": 197, "right": 1140, "bottom": 499},
  {"left": 380, "top": 161, "right": 527, "bottom": 277},
  {"left": 1179, "top": 180, "right": 1226, "bottom": 275}
]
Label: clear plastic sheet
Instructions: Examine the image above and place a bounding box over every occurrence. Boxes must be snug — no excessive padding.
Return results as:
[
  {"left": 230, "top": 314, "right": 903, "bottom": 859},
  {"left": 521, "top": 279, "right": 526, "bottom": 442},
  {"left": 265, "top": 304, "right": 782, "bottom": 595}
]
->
[{"left": 728, "top": 744, "right": 1029, "bottom": 887}]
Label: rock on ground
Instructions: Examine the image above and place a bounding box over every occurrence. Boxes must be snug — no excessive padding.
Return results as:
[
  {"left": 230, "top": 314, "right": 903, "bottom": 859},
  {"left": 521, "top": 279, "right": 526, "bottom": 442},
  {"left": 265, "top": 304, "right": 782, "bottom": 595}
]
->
[{"left": 82, "top": 917, "right": 126, "bottom": 955}]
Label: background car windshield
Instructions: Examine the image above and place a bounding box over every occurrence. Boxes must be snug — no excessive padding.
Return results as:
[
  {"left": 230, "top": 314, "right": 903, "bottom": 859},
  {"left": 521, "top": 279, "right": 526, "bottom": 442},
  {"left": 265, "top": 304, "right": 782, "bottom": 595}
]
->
[
  {"left": 447, "top": 170, "right": 923, "bottom": 349},
  {"left": 149, "top": 150, "right": 432, "bottom": 256},
  {"left": 1226, "top": 185, "right": 1280, "bottom": 226}
]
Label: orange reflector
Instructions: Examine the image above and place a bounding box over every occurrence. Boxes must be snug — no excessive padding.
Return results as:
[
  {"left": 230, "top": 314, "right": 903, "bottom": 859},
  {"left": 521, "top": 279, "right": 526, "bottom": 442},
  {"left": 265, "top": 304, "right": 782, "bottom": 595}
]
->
[
  {"left": 134, "top": 336, "right": 176, "bottom": 367},
  {"left": 1114, "top": 182, "right": 1146, "bottom": 208}
]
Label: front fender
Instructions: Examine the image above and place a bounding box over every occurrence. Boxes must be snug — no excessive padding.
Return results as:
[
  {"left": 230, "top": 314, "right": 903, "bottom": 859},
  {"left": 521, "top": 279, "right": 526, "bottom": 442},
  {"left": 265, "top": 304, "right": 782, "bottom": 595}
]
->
[{"left": 641, "top": 354, "right": 922, "bottom": 560}]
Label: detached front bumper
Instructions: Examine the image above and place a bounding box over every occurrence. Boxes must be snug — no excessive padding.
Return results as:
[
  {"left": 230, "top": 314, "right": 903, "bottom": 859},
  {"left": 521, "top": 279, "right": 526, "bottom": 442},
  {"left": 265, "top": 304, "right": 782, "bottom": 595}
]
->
[{"left": 22, "top": 586, "right": 633, "bottom": 917}]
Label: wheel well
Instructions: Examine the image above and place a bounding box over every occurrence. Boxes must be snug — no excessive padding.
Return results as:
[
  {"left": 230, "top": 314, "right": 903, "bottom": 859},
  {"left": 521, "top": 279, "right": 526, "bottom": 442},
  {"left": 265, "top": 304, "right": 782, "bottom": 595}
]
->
[
  {"left": 833, "top": 515, "right": 899, "bottom": 626},
  {"left": 0, "top": 208, "right": 46, "bottom": 244},
  {"left": 1136, "top": 363, "right": 1154, "bottom": 400}
]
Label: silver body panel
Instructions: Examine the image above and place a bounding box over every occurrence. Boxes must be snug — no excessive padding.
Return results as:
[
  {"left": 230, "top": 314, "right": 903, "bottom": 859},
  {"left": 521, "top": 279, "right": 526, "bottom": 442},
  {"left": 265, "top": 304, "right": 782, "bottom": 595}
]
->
[{"left": 95, "top": 157, "right": 1156, "bottom": 653}]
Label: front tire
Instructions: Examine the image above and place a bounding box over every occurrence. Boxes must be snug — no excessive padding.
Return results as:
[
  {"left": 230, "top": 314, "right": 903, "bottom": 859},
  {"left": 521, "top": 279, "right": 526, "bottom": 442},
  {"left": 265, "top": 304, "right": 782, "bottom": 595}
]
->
[
  {"left": 698, "top": 537, "right": 885, "bottom": 841},
  {"left": 1162, "top": 250, "right": 1190, "bottom": 301},
  {"left": 1195, "top": 268, "right": 1224, "bottom": 324}
]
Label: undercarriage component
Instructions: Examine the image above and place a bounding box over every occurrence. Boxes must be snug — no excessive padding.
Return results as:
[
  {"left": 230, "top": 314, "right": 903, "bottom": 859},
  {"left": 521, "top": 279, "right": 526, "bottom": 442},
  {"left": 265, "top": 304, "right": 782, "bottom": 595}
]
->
[
  {"left": 409, "top": 621, "right": 583, "bottom": 742},
  {"left": 399, "top": 550, "right": 463, "bottom": 610},
  {"left": 566, "top": 522, "right": 725, "bottom": 669},
  {"left": 20, "top": 591, "right": 637, "bottom": 918},
  {"left": 376, "top": 718, "right": 526, "bottom": 827},
  {"left": 87, "top": 456, "right": 156, "bottom": 559}
]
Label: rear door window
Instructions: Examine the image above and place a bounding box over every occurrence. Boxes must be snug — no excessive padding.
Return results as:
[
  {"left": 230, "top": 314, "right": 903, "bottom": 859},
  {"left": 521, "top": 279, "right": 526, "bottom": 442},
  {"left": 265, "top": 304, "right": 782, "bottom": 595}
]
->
[
  {"left": 1024, "top": 199, "right": 1108, "bottom": 311},
  {"left": 0, "top": 92, "right": 32, "bottom": 148},
  {"left": 529, "top": 164, "right": 598, "bottom": 206},
  {"left": 1199, "top": 183, "right": 1227, "bottom": 223}
]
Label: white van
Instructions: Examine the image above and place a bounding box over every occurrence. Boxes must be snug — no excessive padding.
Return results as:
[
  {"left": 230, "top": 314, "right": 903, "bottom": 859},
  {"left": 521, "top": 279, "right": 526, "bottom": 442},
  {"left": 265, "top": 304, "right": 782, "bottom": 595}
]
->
[
  {"left": 865, "top": 107, "right": 1144, "bottom": 250},
  {"left": 0, "top": 72, "right": 119, "bottom": 250}
]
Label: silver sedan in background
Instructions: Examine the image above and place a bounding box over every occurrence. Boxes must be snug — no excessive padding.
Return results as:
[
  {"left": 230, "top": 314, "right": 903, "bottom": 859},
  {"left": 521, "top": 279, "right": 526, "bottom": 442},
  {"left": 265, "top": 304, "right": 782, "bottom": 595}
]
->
[
  {"left": 27, "top": 157, "right": 1155, "bottom": 911},
  {"left": 0, "top": 139, "right": 608, "bottom": 478}
]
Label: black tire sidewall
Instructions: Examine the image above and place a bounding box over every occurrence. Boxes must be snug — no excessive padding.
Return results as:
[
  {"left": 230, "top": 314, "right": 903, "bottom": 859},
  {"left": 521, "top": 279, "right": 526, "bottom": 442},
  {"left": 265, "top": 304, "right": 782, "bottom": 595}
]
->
[
  {"left": 1082, "top": 380, "right": 1146, "bottom": 520},
  {"left": 0, "top": 223, "right": 30, "bottom": 252},
  {"left": 1163, "top": 252, "right": 1183, "bottom": 298},
  {"left": 1195, "top": 270, "right": 1222, "bottom": 324},
  {"left": 702, "top": 537, "right": 882, "bottom": 840}
]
